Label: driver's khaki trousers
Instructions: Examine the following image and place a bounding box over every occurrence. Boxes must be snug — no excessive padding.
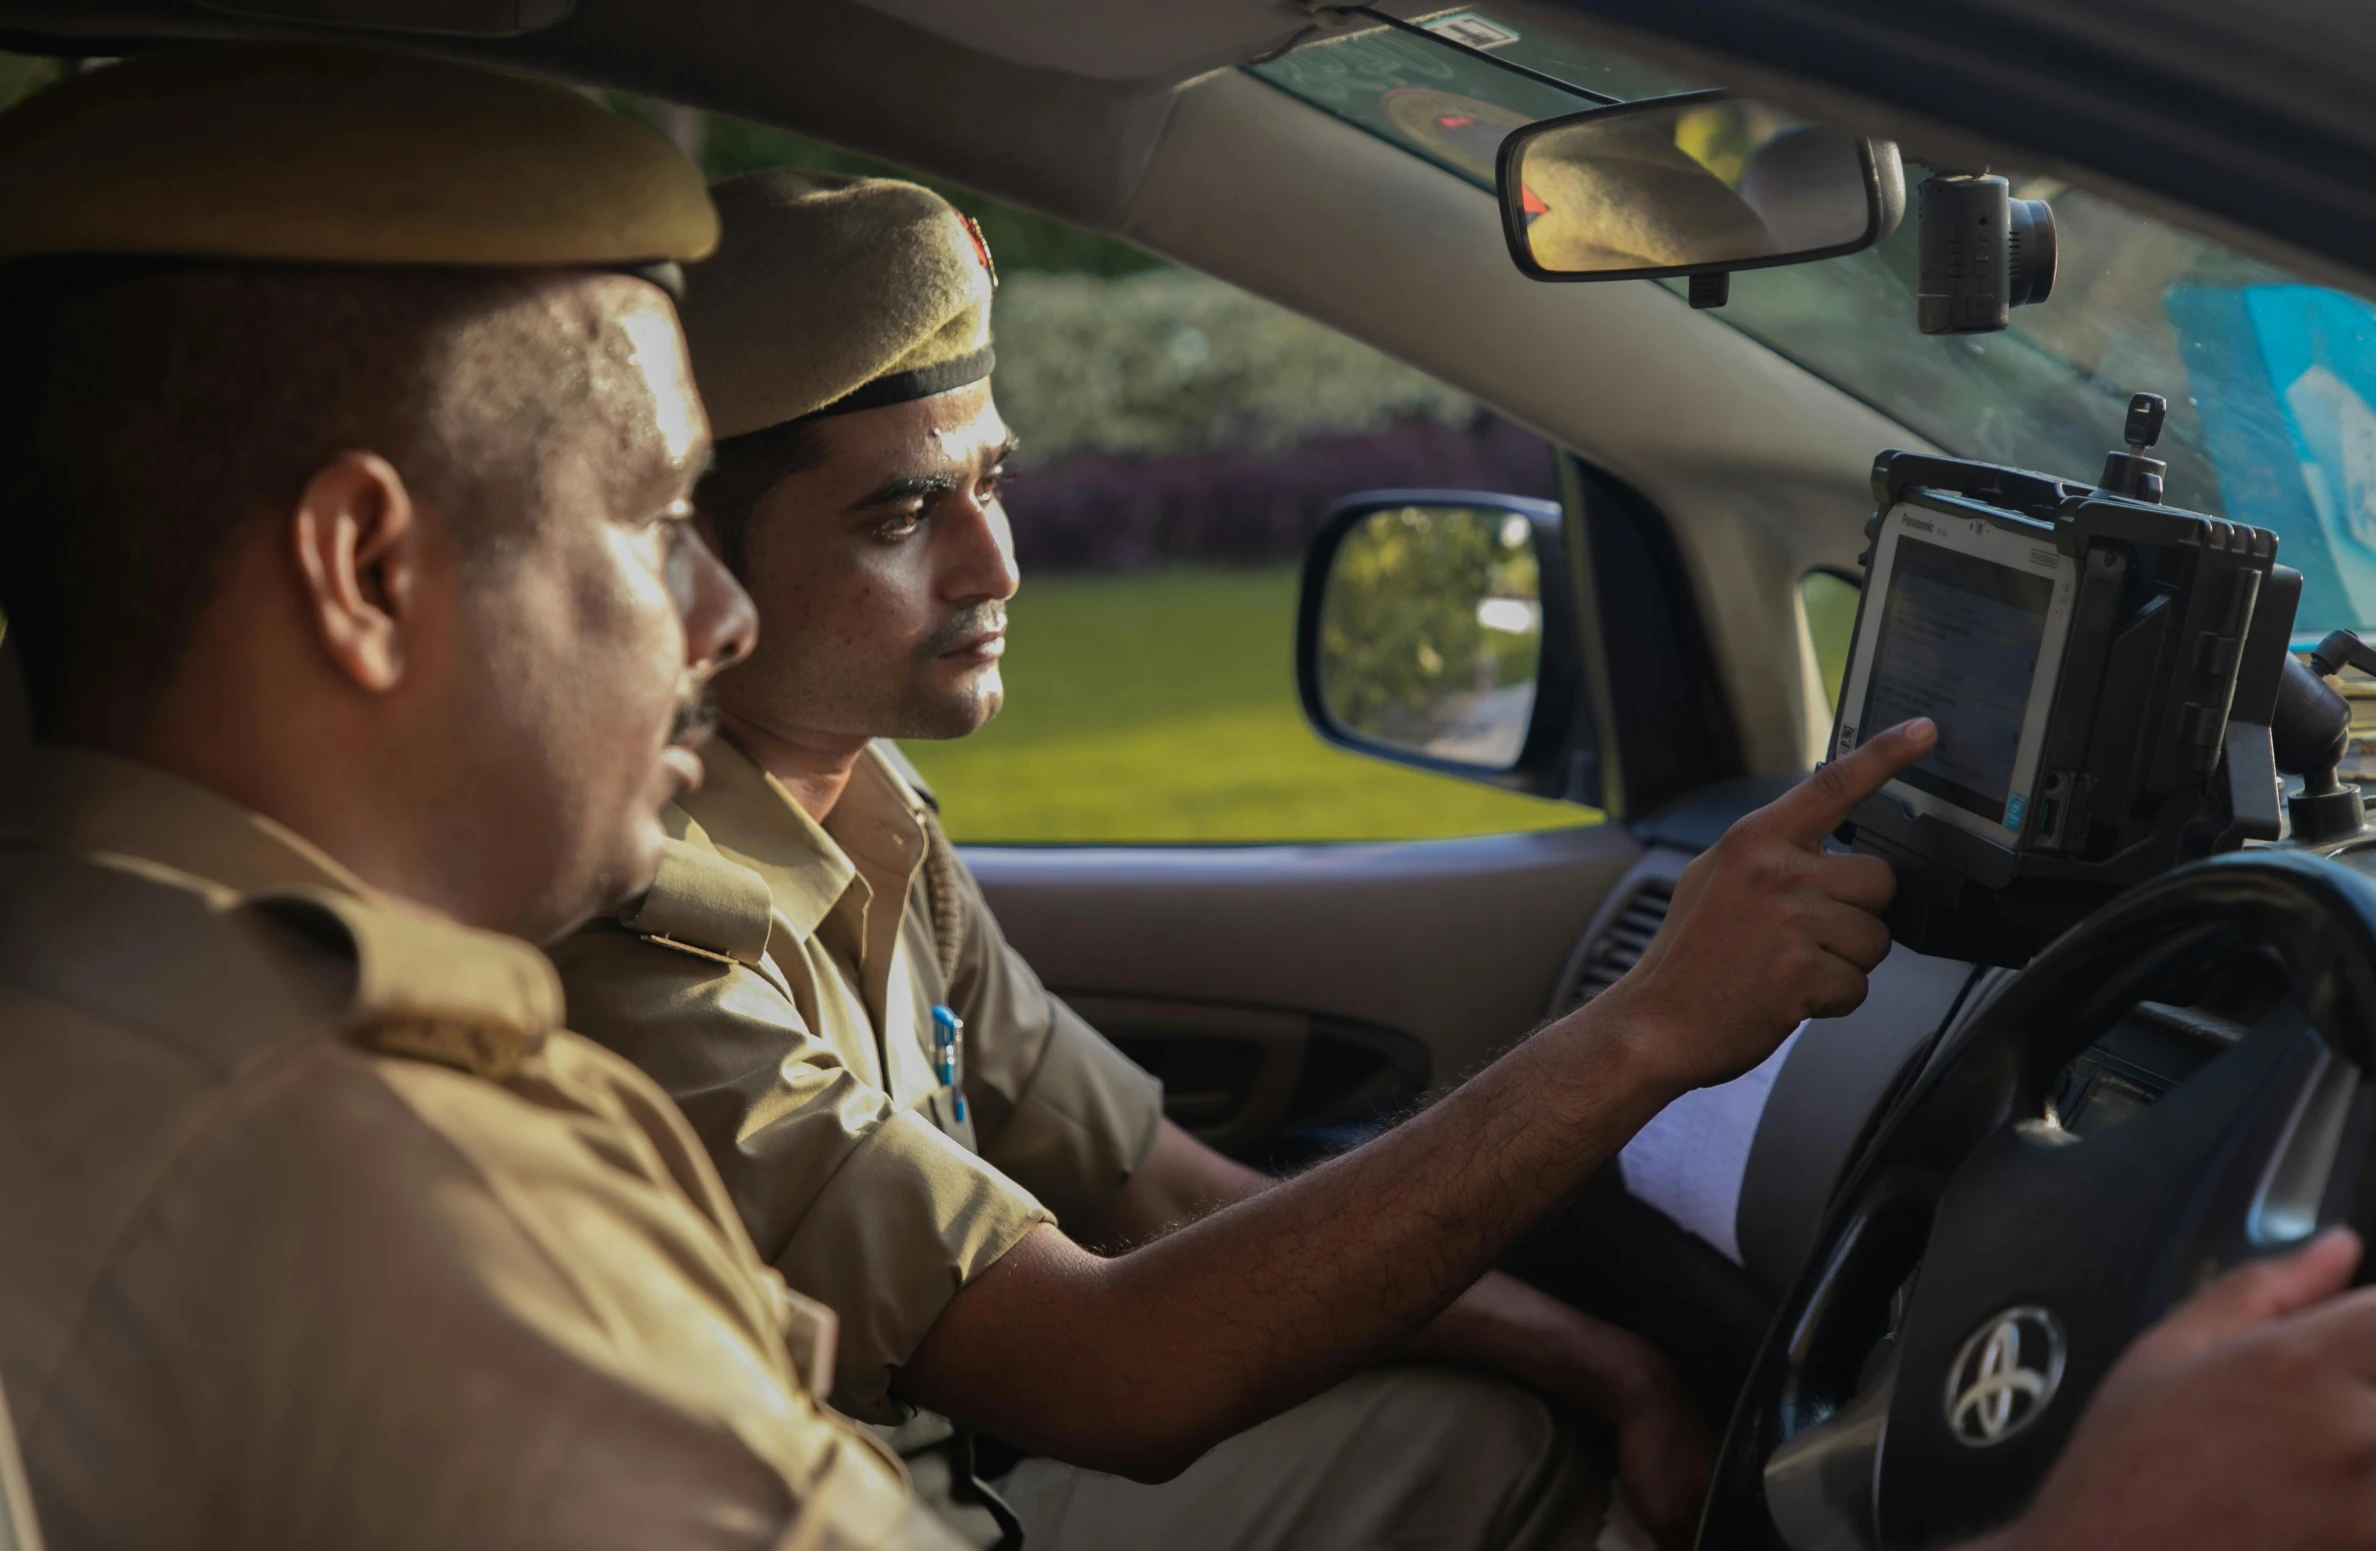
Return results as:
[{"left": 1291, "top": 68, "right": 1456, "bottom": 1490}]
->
[{"left": 996, "top": 1365, "right": 1612, "bottom": 1551}]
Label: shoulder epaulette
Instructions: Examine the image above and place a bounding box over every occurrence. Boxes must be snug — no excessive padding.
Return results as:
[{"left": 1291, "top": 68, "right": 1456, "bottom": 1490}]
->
[
  {"left": 618, "top": 837, "right": 774, "bottom": 967},
  {"left": 250, "top": 888, "right": 559, "bottom": 1080},
  {"left": 0, "top": 847, "right": 556, "bottom": 1083}
]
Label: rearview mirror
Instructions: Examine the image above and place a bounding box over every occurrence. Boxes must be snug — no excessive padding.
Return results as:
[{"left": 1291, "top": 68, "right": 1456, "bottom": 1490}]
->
[
  {"left": 1497, "top": 90, "right": 1903, "bottom": 284},
  {"left": 1296, "top": 491, "right": 1591, "bottom": 800}
]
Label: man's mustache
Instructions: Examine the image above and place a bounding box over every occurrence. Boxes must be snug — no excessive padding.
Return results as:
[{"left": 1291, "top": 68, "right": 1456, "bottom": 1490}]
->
[
  {"left": 669, "top": 683, "right": 721, "bottom": 750},
  {"left": 921, "top": 601, "right": 1008, "bottom": 657}
]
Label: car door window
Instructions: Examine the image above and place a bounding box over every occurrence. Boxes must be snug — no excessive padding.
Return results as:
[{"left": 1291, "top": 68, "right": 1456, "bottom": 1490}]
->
[{"left": 935, "top": 264, "right": 1590, "bottom": 841}]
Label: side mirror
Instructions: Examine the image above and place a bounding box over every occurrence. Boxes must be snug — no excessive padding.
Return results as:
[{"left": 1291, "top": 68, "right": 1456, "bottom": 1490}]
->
[
  {"left": 1497, "top": 90, "right": 1904, "bottom": 286},
  {"left": 1296, "top": 491, "right": 1591, "bottom": 801}
]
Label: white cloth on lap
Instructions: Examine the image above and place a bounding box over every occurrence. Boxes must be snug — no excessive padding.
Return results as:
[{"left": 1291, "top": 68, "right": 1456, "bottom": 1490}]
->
[{"left": 1616, "top": 1022, "right": 1806, "bottom": 1264}]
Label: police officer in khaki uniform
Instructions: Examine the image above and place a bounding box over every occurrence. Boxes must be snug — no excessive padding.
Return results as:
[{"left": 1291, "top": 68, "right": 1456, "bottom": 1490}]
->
[
  {"left": 554, "top": 169, "right": 1740, "bottom": 1550},
  {"left": 0, "top": 49, "right": 965, "bottom": 1551},
  {"left": 516, "top": 168, "right": 1864, "bottom": 1551}
]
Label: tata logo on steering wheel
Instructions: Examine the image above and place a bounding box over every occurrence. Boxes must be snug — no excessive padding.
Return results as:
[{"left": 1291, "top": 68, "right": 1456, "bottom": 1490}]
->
[{"left": 1944, "top": 1306, "right": 2067, "bottom": 1446}]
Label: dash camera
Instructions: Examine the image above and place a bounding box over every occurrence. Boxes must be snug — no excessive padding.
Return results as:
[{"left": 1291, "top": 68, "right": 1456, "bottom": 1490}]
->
[{"left": 1916, "top": 174, "right": 2057, "bottom": 335}]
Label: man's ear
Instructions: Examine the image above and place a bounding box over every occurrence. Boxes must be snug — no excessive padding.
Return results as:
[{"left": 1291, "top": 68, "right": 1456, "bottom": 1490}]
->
[{"left": 288, "top": 452, "right": 424, "bottom": 695}]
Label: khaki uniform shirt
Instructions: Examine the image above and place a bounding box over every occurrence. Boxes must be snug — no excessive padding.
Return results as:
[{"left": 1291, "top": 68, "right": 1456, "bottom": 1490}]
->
[
  {"left": 0, "top": 747, "right": 962, "bottom": 1551},
  {"left": 553, "top": 738, "right": 1164, "bottom": 1424}
]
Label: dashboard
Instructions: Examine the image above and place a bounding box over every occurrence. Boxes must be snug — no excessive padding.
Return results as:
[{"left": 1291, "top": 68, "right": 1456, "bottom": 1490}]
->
[
  {"left": 1555, "top": 843, "right": 1982, "bottom": 1303},
  {"left": 1568, "top": 847, "right": 2281, "bottom": 1331},
  {"left": 2051, "top": 1001, "right": 2241, "bottom": 1138}
]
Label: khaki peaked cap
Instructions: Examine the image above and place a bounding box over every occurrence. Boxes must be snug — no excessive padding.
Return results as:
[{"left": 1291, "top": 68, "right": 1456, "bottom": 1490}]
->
[
  {"left": 0, "top": 44, "right": 716, "bottom": 267},
  {"left": 682, "top": 170, "right": 998, "bottom": 439}
]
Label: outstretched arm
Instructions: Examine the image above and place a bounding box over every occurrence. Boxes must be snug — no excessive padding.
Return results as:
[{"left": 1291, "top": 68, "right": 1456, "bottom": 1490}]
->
[{"left": 897, "top": 722, "right": 1934, "bottom": 1481}]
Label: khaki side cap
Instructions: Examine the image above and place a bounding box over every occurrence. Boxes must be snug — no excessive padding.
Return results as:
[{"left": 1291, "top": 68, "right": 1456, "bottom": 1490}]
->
[
  {"left": 684, "top": 170, "right": 994, "bottom": 438},
  {"left": 0, "top": 44, "right": 717, "bottom": 266}
]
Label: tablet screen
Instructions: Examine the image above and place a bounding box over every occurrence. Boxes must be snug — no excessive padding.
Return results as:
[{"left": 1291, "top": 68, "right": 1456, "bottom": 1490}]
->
[{"left": 1860, "top": 535, "right": 2056, "bottom": 824}]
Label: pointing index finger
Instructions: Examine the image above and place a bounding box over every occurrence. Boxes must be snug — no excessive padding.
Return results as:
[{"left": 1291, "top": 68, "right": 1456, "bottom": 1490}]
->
[{"left": 1750, "top": 719, "right": 1939, "bottom": 849}]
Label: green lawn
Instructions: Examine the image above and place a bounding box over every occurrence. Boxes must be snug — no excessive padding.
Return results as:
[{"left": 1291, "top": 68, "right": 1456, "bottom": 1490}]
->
[{"left": 900, "top": 566, "right": 1599, "bottom": 842}]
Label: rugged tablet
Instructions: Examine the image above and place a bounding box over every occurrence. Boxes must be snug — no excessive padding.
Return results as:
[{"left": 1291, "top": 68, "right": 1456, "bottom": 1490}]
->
[
  {"left": 1831, "top": 423, "right": 2296, "bottom": 964},
  {"left": 1837, "top": 498, "right": 2077, "bottom": 852}
]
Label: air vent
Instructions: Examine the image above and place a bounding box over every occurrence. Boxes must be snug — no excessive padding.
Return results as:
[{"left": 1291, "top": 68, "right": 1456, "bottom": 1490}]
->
[{"left": 1569, "top": 880, "right": 1674, "bottom": 1007}]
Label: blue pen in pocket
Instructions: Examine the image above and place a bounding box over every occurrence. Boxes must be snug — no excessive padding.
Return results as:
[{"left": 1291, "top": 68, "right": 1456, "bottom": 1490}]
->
[{"left": 931, "top": 1005, "right": 967, "bottom": 1123}]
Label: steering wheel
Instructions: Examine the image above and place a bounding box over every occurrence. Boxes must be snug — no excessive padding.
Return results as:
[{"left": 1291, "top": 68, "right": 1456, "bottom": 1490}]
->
[{"left": 1702, "top": 851, "right": 2376, "bottom": 1550}]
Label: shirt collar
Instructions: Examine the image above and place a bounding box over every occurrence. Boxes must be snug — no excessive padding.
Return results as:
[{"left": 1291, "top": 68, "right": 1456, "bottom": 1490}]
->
[
  {"left": 11, "top": 745, "right": 565, "bottom": 1059},
  {"left": 677, "top": 736, "right": 929, "bottom": 942},
  {"left": 6, "top": 745, "right": 374, "bottom": 899},
  {"left": 678, "top": 735, "right": 858, "bottom": 941},
  {"left": 828, "top": 746, "right": 930, "bottom": 882},
  {"left": 4, "top": 746, "right": 563, "bottom": 1066}
]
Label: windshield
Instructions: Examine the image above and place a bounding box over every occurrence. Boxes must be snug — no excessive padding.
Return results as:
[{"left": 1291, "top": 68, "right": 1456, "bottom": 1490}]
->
[{"left": 1251, "top": 11, "right": 2376, "bottom": 644}]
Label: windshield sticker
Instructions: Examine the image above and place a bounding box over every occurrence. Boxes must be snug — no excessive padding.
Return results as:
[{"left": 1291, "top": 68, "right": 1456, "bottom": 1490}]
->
[{"left": 1423, "top": 12, "right": 1521, "bottom": 50}]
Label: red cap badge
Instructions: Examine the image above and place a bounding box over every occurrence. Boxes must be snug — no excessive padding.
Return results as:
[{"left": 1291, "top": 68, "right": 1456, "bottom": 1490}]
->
[{"left": 960, "top": 214, "right": 999, "bottom": 292}]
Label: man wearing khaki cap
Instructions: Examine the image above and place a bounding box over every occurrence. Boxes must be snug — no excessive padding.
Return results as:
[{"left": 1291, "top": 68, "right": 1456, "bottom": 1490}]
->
[
  {"left": 0, "top": 49, "right": 967, "bottom": 1551},
  {"left": 546, "top": 169, "right": 1869, "bottom": 1550}
]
